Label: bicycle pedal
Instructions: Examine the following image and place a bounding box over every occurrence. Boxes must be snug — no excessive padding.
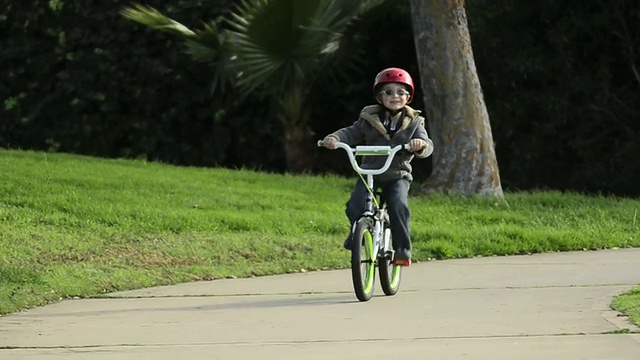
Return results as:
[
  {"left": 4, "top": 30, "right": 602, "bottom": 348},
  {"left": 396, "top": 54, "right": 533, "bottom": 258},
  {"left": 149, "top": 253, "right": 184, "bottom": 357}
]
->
[{"left": 393, "top": 259, "right": 411, "bottom": 267}]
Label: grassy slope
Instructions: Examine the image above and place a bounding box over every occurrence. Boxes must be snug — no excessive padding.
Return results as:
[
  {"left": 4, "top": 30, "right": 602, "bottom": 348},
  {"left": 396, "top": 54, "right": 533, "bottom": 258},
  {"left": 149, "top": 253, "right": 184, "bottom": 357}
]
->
[{"left": 1, "top": 149, "right": 639, "bottom": 325}]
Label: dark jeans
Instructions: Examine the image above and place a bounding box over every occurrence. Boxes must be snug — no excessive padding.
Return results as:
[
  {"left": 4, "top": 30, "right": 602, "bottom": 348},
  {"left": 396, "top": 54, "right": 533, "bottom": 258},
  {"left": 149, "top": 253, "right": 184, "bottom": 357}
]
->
[{"left": 345, "top": 178, "right": 412, "bottom": 251}]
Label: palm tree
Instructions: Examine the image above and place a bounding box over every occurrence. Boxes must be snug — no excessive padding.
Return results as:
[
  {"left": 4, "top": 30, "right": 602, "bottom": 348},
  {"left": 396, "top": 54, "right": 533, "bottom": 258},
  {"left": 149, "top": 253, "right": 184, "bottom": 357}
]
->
[{"left": 121, "top": 0, "right": 383, "bottom": 172}]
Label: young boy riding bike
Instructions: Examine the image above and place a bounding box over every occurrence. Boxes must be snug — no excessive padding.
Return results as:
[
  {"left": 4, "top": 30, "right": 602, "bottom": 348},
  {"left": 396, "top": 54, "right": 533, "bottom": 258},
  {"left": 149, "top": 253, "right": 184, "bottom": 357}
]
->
[{"left": 321, "top": 67, "right": 433, "bottom": 266}]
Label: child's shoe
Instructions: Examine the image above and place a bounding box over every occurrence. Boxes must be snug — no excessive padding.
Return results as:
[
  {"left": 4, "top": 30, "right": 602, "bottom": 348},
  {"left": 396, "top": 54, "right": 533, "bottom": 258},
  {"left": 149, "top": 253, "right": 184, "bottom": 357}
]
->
[
  {"left": 393, "top": 248, "right": 412, "bottom": 266},
  {"left": 343, "top": 234, "right": 353, "bottom": 250}
]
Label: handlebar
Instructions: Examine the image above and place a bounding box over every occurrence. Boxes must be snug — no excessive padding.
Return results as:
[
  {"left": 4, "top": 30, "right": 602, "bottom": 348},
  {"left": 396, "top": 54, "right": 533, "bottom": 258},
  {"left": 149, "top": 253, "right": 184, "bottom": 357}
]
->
[{"left": 317, "top": 140, "right": 410, "bottom": 176}]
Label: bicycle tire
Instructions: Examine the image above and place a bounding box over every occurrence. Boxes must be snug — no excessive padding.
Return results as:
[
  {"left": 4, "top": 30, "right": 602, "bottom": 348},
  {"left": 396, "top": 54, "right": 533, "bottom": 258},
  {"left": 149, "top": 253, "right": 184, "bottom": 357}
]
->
[
  {"left": 379, "top": 254, "right": 402, "bottom": 296},
  {"left": 351, "top": 220, "right": 376, "bottom": 301}
]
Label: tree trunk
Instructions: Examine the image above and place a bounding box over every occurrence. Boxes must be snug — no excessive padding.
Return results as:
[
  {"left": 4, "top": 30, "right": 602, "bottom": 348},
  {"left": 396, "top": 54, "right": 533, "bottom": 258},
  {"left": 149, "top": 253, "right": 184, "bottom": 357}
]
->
[
  {"left": 283, "top": 123, "right": 315, "bottom": 173},
  {"left": 409, "top": 0, "right": 504, "bottom": 197}
]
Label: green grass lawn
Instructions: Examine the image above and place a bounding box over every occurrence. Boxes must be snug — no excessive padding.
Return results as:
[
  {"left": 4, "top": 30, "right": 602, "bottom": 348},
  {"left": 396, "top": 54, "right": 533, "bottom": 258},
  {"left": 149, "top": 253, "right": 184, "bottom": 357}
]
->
[
  {"left": 612, "top": 286, "right": 640, "bottom": 330},
  {"left": 1, "top": 149, "right": 639, "bottom": 327}
]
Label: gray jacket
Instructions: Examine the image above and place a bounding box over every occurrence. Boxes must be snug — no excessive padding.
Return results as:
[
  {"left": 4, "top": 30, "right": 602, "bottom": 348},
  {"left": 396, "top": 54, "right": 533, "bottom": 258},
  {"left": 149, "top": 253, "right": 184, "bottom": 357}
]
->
[{"left": 330, "top": 104, "right": 433, "bottom": 183}]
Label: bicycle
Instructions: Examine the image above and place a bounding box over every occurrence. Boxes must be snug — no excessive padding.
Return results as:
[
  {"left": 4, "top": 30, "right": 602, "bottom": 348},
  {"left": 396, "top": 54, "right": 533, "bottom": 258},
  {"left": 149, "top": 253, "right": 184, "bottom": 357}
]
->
[{"left": 317, "top": 140, "right": 412, "bottom": 302}]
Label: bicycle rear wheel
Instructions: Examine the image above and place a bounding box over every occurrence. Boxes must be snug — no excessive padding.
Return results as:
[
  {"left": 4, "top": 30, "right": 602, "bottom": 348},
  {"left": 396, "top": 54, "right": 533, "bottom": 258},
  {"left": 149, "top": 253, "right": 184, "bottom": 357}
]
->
[
  {"left": 378, "top": 221, "right": 402, "bottom": 295},
  {"left": 351, "top": 220, "right": 376, "bottom": 301},
  {"left": 379, "top": 253, "right": 402, "bottom": 296}
]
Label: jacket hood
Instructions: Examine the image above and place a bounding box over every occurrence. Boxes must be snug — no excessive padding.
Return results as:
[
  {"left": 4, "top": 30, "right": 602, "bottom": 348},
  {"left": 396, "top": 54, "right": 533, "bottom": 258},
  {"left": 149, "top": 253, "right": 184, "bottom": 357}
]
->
[{"left": 358, "top": 105, "right": 422, "bottom": 140}]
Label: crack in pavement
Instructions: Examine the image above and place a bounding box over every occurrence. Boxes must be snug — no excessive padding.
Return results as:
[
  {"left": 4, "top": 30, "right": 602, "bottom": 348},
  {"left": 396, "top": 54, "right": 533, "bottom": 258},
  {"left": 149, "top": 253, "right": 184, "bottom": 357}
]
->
[
  {"left": 1, "top": 331, "right": 639, "bottom": 351},
  {"left": 94, "top": 283, "right": 637, "bottom": 299}
]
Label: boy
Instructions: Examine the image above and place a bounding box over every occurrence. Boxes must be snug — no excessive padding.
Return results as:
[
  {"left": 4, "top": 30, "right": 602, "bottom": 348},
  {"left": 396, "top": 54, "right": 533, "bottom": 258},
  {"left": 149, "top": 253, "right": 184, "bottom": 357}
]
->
[{"left": 321, "top": 67, "right": 433, "bottom": 266}]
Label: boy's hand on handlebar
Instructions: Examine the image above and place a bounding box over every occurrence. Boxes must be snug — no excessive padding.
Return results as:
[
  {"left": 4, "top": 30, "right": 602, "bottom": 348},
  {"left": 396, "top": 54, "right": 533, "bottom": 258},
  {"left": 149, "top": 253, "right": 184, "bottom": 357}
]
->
[
  {"left": 322, "top": 136, "right": 338, "bottom": 150},
  {"left": 409, "top": 139, "right": 427, "bottom": 153}
]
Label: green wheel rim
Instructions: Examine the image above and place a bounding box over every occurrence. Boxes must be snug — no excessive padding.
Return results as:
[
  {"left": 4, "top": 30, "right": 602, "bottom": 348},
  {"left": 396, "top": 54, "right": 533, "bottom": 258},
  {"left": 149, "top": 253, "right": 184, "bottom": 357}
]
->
[
  {"left": 389, "top": 264, "right": 401, "bottom": 288},
  {"left": 362, "top": 229, "right": 375, "bottom": 294}
]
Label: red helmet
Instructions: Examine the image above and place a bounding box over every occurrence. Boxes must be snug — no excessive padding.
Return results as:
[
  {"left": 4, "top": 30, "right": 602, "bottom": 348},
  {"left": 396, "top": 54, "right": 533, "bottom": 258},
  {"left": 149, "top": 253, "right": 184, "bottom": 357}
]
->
[{"left": 373, "top": 67, "right": 415, "bottom": 102}]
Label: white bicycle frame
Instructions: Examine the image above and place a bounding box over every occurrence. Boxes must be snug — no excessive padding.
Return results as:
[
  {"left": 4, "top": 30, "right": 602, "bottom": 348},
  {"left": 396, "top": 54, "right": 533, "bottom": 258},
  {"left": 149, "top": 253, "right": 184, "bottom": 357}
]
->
[{"left": 318, "top": 140, "right": 410, "bottom": 257}]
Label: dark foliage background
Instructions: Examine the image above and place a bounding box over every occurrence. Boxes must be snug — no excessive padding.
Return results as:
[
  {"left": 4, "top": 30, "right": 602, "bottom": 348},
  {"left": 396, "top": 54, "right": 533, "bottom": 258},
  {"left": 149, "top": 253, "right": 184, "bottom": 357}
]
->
[
  {"left": 1, "top": 0, "right": 638, "bottom": 196},
  {"left": 469, "top": 0, "right": 640, "bottom": 196}
]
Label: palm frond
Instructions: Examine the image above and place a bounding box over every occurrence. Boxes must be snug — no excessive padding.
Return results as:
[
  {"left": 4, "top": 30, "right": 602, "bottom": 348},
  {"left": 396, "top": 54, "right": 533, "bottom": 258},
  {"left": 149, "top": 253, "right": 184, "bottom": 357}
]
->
[
  {"left": 304, "top": 0, "right": 385, "bottom": 55},
  {"left": 121, "top": 4, "right": 237, "bottom": 93},
  {"left": 121, "top": 0, "right": 385, "bottom": 114},
  {"left": 120, "top": 4, "right": 196, "bottom": 39},
  {"left": 183, "top": 21, "right": 227, "bottom": 63},
  {"left": 224, "top": 0, "right": 385, "bottom": 94}
]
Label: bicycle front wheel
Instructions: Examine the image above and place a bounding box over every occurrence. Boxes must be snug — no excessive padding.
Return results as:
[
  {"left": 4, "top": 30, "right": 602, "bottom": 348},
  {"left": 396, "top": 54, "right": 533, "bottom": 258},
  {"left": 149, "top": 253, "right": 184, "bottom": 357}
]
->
[{"left": 351, "top": 220, "right": 376, "bottom": 301}]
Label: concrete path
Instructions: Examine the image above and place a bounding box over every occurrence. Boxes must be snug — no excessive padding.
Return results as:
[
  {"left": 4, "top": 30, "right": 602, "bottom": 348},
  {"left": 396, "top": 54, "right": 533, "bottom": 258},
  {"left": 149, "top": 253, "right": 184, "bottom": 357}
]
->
[{"left": 1, "top": 249, "right": 639, "bottom": 360}]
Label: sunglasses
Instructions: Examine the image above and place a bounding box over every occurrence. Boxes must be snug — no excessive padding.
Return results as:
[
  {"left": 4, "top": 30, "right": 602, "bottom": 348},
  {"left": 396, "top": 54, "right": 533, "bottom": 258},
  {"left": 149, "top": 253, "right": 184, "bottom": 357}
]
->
[{"left": 380, "top": 89, "right": 410, "bottom": 97}]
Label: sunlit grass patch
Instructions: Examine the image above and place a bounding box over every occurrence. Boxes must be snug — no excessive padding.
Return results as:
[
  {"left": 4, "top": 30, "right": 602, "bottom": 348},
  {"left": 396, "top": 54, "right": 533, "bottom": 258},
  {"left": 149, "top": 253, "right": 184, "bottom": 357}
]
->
[{"left": 1, "top": 149, "right": 639, "bottom": 316}]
